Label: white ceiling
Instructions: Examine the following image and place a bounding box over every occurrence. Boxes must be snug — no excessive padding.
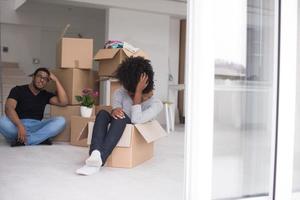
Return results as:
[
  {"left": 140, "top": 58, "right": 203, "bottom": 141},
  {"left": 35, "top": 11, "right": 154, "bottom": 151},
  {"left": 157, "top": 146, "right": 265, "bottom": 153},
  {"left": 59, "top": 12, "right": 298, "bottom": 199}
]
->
[
  {"left": 24, "top": 0, "right": 187, "bottom": 17},
  {"left": 165, "top": 0, "right": 187, "bottom": 2}
]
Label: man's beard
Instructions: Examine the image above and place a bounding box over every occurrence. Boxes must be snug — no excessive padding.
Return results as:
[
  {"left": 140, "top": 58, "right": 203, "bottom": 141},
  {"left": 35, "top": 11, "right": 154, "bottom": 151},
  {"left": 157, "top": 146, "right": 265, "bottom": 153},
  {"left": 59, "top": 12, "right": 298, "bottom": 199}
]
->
[{"left": 33, "top": 82, "right": 43, "bottom": 91}]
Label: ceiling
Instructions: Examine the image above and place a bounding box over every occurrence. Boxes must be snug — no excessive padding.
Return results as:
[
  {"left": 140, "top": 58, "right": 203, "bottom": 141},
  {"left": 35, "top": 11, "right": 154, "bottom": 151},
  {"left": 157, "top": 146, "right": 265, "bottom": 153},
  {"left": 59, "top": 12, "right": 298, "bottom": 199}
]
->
[{"left": 23, "top": 0, "right": 187, "bottom": 17}]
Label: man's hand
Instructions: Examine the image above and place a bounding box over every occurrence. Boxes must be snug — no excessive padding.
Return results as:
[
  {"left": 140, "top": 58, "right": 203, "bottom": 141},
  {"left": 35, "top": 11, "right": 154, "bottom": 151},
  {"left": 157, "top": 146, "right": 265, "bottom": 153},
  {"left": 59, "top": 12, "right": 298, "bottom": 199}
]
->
[
  {"left": 135, "top": 73, "right": 148, "bottom": 93},
  {"left": 17, "top": 124, "right": 27, "bottom": 144},
  {"left": 111, "top": 108, "right": 125, "bottom": 119},
  {"left": 49, "top": 72, "right": 58, "bottom": 82},
  {"left": 48, "top": 72, "right": 69, "bottom": 106}
]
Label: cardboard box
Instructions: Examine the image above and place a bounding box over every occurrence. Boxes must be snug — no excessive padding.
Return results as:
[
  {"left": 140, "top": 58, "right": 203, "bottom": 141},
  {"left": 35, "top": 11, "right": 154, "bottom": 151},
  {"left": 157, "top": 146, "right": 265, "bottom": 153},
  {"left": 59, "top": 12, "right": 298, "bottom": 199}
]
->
[
  {"left": 99, "top": 78, "right": 121, "bottom": 105},
  {"left": 46, "top": 68, "right": 98, "bottom": 105},
  {"left": 70, "top": 116, "right": 95, "bottom": 147},
  {"left": 71, "top": 106, "right": 112, "bottom": 146},
  {"left": 57, "top": 37, "right": 93, "bottom": 69},
  {"left": 94, "top": 48, "right": 148, "bottom": 77},
  {"left": 50, "top": 105, "right": 95, "bottom": 142},
  {"left": 80, "top": 120, "right": 167, "bottom": 168}
]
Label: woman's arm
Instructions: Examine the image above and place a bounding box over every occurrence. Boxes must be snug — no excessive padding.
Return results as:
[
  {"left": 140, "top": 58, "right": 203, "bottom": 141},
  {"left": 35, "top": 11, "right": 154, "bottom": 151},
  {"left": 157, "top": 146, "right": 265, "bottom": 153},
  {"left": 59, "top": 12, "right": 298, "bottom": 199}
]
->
[
  {"left": 111, "top": 88, "right": 125, "bottom": 119},
  {"left": 131, "top": 98, "right": 163, "bottom": 124}
]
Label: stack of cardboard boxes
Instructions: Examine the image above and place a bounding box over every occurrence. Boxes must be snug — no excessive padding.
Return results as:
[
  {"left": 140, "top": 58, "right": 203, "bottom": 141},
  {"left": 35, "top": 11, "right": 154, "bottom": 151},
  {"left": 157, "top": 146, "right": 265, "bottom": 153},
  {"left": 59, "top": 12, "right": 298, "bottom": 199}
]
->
[
  {"left": 48, "top": 40, "right": 166, "bottom": 168},
  {"left": 47, "top": 37, "right": 100, "bottom": 142}
]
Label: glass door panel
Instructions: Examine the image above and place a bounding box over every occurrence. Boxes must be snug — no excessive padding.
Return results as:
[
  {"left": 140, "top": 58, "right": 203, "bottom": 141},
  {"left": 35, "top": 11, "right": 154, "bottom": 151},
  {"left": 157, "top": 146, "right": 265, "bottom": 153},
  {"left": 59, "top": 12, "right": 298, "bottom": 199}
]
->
[{"left": 212, "top": 0, "right": 278, "bottom": 199}]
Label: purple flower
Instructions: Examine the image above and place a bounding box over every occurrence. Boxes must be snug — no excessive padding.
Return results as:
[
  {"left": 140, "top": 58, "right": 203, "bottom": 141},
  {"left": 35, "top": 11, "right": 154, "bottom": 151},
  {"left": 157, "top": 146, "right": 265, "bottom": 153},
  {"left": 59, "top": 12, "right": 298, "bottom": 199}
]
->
[
  {"left": 92, "top": 91, "right": 99, "bottom": 97},
  {"left": 82, "top": 88, "right": 92, "bottom": 95}
]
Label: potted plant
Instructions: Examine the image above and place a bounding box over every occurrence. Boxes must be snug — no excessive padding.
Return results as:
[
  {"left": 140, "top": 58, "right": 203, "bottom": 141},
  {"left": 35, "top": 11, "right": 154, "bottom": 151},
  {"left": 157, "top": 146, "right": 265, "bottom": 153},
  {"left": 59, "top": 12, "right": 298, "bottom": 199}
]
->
[{"left": 75, "top": 88, "right": 99, "bottom": 118}]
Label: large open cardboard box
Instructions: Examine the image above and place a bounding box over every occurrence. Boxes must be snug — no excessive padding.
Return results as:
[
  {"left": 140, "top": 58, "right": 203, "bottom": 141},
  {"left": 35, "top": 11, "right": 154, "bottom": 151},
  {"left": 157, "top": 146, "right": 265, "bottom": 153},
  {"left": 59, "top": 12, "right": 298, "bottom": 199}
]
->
[
  {"left": 46, "top": 68, "right": 98, "bottom": 105},
  {"left": 79, "top": 120, "right": 167, "bottom": 168},
  {"left": 94, "top": 48, "right": 148, "bottom": 77},
  {"left": 57, "top": 37, "right": 93, "bottom": 69},
  {"left": 50, "top": 105, "right": 95, "bottom": 142}
]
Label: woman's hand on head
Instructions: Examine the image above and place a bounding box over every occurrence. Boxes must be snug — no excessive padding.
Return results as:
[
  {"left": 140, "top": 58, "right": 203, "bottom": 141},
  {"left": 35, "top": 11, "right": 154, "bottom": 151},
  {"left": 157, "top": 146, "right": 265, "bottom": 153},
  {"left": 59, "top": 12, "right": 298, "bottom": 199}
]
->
[{"left": 135, "top": 73, "right": 148, "bottom": 93}]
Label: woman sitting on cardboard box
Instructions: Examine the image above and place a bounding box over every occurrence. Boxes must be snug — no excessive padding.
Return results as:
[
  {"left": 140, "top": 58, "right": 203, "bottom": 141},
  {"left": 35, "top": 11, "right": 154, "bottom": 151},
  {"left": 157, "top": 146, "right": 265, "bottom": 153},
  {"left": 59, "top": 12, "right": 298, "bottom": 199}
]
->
[{"left": 76, "top": 56, "right": 163, "bottom": 175}]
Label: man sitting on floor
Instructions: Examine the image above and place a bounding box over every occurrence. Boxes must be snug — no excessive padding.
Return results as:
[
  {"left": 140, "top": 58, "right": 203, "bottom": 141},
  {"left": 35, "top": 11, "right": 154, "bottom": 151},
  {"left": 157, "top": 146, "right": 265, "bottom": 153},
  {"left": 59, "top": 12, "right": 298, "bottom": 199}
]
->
[{"left": 0, "top": 67, "right": 68, "bottom": 146}]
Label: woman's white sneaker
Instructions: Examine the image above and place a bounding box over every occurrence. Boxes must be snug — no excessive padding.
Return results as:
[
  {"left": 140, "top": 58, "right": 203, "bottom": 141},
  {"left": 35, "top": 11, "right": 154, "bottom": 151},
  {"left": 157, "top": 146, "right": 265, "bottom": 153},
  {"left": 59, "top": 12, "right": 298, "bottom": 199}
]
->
[
  {"left": 76, "top": 165, "right": 100, "bottom": 176},
  {"left": 85, "top": 150, "right": 102, "bottom": 167}
]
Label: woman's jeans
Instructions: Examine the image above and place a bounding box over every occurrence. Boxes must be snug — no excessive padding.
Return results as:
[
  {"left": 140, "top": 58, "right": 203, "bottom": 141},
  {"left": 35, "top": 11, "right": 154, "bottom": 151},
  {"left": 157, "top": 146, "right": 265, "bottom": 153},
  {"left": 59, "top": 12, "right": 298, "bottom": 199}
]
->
[
  {"left": 89, "top": 110, "right": 131, "bottom": 165},
  {"left": 0, "top": 116, "right": 66, "bottom": 145}
]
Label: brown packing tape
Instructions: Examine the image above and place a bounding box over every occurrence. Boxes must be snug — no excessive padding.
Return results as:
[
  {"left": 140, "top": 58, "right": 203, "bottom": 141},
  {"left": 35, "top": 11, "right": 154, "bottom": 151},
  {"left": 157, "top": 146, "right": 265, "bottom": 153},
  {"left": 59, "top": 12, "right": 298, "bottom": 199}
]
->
[{"left": 74, "top": 60, "right": 79, "bottom": 68}]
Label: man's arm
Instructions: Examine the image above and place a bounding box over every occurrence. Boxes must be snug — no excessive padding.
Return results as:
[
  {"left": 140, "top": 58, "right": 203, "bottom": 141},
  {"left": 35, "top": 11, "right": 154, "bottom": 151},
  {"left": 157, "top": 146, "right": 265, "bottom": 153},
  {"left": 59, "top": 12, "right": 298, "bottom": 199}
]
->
[
  {"left": 49, "top": 73, "right": 68, "bottom": 106},
  {"left": 5, "top": 98, "right": 27, "bottom": 143}
]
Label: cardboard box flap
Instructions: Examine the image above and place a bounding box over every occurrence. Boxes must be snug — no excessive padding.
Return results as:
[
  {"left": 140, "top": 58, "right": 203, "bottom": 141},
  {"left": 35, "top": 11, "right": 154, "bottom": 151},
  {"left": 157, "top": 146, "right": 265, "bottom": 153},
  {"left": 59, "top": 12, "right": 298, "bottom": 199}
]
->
[
  {"left": 134, "top": 120, "right": 167, "bottom": 143},
  {"left": 116, "top": 124, "right": 133, "bottom": 147},
  {"left": 78, "top": 123, "right": 89, "bottom": 141},
  {"left": 94, "top": 49, "right": 120, "bottom": 60},
  {"left": 59, "top": 24, "right": 71, "bottom": 39},
  {"left": 122, "top": 49, "right": 149, "bottom": 59},
  {"left": 87, "top": 122, "right": 94, "bottom": 145}
]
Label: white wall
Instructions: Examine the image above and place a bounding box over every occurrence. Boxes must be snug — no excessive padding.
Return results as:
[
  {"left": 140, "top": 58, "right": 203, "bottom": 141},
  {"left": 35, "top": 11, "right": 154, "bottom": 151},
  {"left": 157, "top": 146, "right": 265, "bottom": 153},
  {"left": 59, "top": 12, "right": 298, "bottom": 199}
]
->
[
  {"left": 0, "top": 1, "right": 183, "bottom": 125},
  {"left": 0, "top": 0, "right": 106, "bottom": 74},
  {"left": 1, "top": 24, "right": 41, "bottom": 74},
  {"left": 106, "top": 8, "right": 171, "bottom": 123}
]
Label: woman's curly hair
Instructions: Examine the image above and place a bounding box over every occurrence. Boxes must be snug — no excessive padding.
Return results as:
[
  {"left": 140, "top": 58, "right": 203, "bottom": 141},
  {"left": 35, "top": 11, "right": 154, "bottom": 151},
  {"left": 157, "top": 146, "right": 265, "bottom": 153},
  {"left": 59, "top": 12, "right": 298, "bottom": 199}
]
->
[{"left": 114, "top": 56, "right": 154, "bottom": 94}]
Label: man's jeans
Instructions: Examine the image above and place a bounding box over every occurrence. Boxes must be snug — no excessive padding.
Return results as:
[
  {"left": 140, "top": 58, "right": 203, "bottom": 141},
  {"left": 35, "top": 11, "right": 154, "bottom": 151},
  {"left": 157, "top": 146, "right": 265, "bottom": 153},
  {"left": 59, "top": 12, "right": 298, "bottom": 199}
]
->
[
  {"left": 89, "top": 110, "right": 131, "bottom": 165},
  {"left": 0, "top": 116, "right": 66, "bottom": 145}
]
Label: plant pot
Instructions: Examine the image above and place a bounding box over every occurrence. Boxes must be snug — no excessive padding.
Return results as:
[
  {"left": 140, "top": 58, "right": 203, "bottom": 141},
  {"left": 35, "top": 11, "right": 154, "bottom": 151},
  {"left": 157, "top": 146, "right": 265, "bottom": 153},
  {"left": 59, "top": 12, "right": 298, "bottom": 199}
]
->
[{"left": 80, "top": 106, "right": 93, "bottom": 118}]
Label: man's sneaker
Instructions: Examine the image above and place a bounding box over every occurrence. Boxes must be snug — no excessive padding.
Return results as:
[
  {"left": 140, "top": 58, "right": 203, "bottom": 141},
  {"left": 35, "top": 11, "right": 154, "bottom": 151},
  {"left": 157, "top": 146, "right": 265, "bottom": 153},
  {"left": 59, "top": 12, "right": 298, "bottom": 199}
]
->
[
  {"left": 39, "top": 138, "right": 52, "bottom": 145},
  {"left": 10, "top": 140, "right": 25, "bottom": 147}
]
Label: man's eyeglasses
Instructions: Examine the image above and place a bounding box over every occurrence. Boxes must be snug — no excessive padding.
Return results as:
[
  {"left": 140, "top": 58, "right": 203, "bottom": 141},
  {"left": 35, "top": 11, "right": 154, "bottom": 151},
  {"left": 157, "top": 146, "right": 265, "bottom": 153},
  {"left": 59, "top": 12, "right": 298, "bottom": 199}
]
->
[{"left": 35, "top": 74, "right": 50, "bottom": 82}]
